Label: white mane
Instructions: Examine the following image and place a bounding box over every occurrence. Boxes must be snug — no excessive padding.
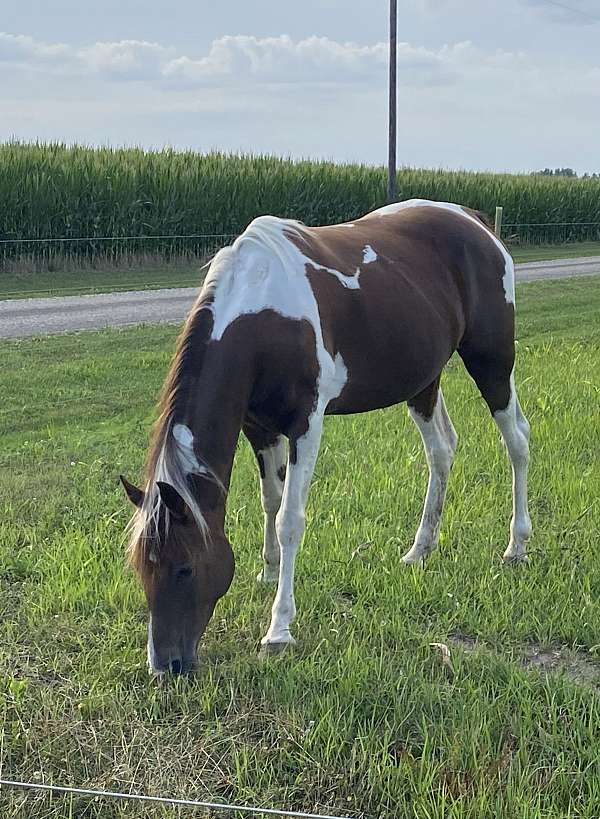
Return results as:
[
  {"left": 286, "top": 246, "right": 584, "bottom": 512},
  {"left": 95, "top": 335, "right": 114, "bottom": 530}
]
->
[
  {"left": 201, "top": 216, "right": 309, "bottom": 296},
  {"left": 233, "top": 215, "right": 309, "bottom": 269}
]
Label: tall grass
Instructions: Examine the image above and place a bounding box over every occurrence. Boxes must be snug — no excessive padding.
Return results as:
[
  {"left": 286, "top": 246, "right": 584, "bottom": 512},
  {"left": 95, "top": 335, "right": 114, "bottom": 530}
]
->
[{"left": 1, "top": 141, "right": 600, "bottom": 253}]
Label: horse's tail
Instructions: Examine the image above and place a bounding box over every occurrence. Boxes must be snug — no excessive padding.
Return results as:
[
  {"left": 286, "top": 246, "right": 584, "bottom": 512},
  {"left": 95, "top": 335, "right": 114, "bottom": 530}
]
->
[{"left": 467, "top": 208, "right": 494, "bottom": 231}]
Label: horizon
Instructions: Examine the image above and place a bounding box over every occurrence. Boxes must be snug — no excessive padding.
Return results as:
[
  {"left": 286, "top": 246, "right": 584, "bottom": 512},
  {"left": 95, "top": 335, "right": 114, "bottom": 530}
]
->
[
  {"left": 2, "top": 1, "right": 599, "bottom": 175},
  {"left": 2, "top": 139, "right": 597, "bottom": 179}
]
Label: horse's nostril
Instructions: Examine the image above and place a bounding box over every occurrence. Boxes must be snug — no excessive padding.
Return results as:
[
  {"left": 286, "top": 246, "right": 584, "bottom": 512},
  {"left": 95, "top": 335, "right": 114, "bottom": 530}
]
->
[{"left": 170, "top": 658, "right": 182, "bottom": 675}]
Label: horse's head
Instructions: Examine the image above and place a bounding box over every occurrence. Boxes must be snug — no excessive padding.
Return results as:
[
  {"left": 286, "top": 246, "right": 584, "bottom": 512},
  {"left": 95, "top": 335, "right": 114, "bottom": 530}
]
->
[{"left": 121, "top": 475, "right": 234, "bottom": 675}]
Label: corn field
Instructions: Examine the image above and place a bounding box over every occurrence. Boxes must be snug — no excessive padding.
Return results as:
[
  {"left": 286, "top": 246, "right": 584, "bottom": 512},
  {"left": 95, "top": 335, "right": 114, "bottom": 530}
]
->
[{"left": 1, "top": 141, "right": 600, "bottom": 268}]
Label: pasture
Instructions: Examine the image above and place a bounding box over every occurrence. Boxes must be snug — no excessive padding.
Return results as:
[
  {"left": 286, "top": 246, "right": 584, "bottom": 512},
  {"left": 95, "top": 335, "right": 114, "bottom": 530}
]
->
[{"left": 1, "top": 276, "right": 600, "bottom": 818}]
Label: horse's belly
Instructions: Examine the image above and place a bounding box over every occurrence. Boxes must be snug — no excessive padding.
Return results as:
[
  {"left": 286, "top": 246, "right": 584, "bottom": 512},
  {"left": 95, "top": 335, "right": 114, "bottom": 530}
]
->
[
  {"left": 325, "top": 328, "right": 457, "bottom": 415},
  {"left": 326, "top": 371, "right": 437, "bottom": 414}
]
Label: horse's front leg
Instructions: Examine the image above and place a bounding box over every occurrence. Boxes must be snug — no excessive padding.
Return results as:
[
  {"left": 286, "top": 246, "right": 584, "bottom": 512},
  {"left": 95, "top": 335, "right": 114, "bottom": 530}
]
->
[
  {"left": 243, "top": 422, "right": 287, "bottom": 583},
  {"left": 260, "top": 408, "right": 325, "bottom": 653}
]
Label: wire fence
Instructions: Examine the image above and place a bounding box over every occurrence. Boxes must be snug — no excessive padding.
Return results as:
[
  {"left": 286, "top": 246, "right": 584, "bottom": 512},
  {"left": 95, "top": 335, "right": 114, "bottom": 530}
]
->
[
  {"left": 0, "top": 233, "right": 238, "bottom": 275},
  {"left": 1, "top": 221, "right": 599, "bottom": 300},
  {"left": 0, "top": 779, "right": 355, "bottom": 818},
  {"left": 503, "top": 221, "right": 600, "bottom": 245},
  {"left": 1, "top": 221, "right": 599, "bottom": 273}
]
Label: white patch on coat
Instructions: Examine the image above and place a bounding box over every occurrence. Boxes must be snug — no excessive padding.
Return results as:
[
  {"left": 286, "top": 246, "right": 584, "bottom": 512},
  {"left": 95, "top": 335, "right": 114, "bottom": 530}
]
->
[
  {"left": 172, "top": 423, "right": 209, "bottom": 475},
  {"left": 206, "top": 216, "right": 361, "bottom": 340},
  {"left": 362, "top": 244, "right": 377, "bottom": 264},
  {"left": 205, "top": 216, "right": 350, "bottom": 406},
  {"left": 326, "top": 266, "right": 361, "bottom": 289},
  {"left": 374, "top": 199, "right": 515, "bottom": 305}
]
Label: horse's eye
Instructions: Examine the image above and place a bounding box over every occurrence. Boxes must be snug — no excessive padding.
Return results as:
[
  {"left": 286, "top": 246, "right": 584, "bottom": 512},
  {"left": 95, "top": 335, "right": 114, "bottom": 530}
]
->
[{"left": 176, "top": 566, "right": 193, "bottom": 580}]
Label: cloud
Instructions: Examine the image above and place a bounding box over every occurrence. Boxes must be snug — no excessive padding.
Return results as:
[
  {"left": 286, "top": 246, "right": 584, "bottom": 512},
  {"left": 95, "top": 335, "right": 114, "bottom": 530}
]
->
[
  {"left": 0, "top": 31, "right": 169, "bottom": 80},
  {"left": 521, "top": 0, "right": 600, "bottom": 25},
  {"left": 0, "top": 32, "right": 72, "bottom": 65},
  {"left": 1, "top": 30, "right": 597, "bottom": 103},
  {"left": 79, "top": 40, "right": 169, "bottom": 80},
  {"left": 0, "top": 31, "right": 463, "bottom": 88},
  {"left": 162, "top": 34, "right": 463, "bottom": 88}
]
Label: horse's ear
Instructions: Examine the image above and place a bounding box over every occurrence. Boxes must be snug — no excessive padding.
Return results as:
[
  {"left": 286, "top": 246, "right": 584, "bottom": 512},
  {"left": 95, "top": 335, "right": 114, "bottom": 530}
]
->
[
  {"left": 120, "top": 476, "right": 145, "bottom": 508},
  {"left": 156, "top": 482, "right": 188, "bottom": 522}
]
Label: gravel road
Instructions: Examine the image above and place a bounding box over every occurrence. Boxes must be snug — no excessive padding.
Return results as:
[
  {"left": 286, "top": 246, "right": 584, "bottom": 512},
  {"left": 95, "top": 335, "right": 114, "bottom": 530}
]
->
[{"left": 2, "top": 256, "right": 599, "bottom": 339}]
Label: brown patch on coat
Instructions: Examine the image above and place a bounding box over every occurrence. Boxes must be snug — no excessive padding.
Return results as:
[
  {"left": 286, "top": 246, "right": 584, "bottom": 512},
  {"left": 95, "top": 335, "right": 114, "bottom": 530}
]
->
[
  {"left": 239, "top": 310, "right": 320, "bottom": 464},
  {"left": 408, "top": 377, "right": 441, "bottom": 421}
]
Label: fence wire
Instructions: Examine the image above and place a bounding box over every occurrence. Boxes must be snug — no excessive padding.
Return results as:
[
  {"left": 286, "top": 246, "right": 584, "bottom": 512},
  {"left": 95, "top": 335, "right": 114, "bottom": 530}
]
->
[
  {"left": 0, "top": 779, "right": 355, "bottom": 819},
  {"left": 503, "top": 221, "right": 600, "bottom": 245},
  {"left": 0, "top": 220, "right": 599, "bottom": 267},
  {"left": 0, "top": 233, "right": 239, "bottom": 277}
]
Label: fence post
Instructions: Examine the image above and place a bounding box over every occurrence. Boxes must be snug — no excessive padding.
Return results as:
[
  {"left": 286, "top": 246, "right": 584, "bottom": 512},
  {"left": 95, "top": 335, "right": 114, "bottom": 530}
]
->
[{"left": 494, "top": 206, "right": 503, "bottom": 238}]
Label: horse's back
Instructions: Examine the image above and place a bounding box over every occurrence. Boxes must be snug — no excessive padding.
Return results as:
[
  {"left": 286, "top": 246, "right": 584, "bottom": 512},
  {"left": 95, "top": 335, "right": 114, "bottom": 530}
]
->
[{"left": 292, "top": 201, "right": 514, "bottom": 413}]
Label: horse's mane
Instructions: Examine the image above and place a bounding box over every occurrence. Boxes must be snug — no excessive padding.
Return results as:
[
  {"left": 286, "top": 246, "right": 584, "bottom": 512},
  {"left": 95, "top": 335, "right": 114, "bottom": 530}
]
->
[
  {"left": 126, "top": 281, "right": 224, "bottom": 570},
  {"left": 232, "top": 215, "right": 308, "bottom": 267}
]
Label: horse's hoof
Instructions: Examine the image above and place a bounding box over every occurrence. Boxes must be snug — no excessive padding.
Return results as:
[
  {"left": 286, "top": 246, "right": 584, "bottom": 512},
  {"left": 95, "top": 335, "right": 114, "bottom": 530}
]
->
[
  {"left": 502, "top": 551, "right": 529, "bottom": 565},
  {"left": 401, "top": 549, "right": 426, "bottom": 566},
  {"left": 259, "top": 639, "right": 296, "bottom": 659}
]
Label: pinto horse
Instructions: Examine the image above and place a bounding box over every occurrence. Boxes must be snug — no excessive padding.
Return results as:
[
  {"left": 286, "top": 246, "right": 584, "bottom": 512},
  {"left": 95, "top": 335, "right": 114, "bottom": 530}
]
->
[{"left": 121, "top": 199, "right": 532, "bottom": 675}]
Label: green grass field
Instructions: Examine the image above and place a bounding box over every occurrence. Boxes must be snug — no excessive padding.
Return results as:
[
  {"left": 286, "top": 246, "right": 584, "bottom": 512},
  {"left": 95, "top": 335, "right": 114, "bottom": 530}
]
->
[
  {"left": 0, "top": 261, "right": 205, "bottom": 300},
  {"left": 1, "top": 242, "right": 600, "bottom": 301},
  {"left": 1, "top": 278, "right": 600, "bottom": 818}
]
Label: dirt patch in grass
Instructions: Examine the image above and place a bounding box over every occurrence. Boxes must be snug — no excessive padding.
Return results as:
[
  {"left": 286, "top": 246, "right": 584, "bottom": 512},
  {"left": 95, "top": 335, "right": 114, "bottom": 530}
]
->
[
  {"left": 521, "top": 645, "right": 600, "bottom": 688},
  {"left": 449, "top": 634, "right": 600, "bottom": 689}
]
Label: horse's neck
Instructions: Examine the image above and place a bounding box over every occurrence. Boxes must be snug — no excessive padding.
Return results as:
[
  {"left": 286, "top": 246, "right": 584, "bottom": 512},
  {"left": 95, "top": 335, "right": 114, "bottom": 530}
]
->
[{"left": 176, "top": 349, "right": 253, "bottom": 515}]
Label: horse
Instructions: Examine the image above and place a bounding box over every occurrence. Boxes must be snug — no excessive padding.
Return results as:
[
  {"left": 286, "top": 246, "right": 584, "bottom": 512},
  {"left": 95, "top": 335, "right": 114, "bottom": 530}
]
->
[{"left": 121, "top": 198, "right": 532, "bottom": 675}]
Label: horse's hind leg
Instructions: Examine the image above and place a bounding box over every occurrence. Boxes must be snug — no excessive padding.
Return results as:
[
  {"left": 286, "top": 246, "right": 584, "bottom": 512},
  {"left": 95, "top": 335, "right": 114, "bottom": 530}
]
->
[
  {"left": 458, "top": 342, "right": 532, "bottom": 563},
  {"left": 402, "top": 377, "right": 458, "bottom": 565},
  {"left": 243, "top": 422, "right": 287, "bottom": 583},
  {"left": 493, "top": 374, "right": 532, "bottom": 561}
]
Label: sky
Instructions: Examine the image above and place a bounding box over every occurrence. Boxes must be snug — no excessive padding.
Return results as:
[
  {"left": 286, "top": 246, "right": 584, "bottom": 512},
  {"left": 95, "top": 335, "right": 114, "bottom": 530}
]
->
[{"left": 2, "top": 0, "right": 599, "bottom": 173}]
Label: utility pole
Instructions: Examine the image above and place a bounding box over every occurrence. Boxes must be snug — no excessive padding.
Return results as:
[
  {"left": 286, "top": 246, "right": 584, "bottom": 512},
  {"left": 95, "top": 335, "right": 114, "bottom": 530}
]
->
[{"left": 387, "top": 0, "right": 397, "bottom": 203}]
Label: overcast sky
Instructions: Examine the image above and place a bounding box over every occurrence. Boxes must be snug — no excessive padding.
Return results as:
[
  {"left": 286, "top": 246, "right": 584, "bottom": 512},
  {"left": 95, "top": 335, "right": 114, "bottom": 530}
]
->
[{"left": 2, "top": 0, "right": 599, "bottom": 173}]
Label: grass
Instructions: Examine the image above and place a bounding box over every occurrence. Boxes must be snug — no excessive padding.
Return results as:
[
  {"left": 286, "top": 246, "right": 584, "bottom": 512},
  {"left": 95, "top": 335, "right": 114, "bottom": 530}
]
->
[
  {"left": 512, "top": 241, "right": 600, "bottom": 263},
  {"left": 0, "top": 260, "right": 203, "bottom": 300},
  {"left": 1, "top": 278, "right": 600, "bottom": 817},
  {"left": 1, "top": 242, "right": 600, "bottom": 301}
]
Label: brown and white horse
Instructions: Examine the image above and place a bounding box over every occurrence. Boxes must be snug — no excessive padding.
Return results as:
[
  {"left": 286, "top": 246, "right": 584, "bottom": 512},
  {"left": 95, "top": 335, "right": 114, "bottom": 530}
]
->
[{"left": 122, "top": 199, "right": 532, "bottom": 675}]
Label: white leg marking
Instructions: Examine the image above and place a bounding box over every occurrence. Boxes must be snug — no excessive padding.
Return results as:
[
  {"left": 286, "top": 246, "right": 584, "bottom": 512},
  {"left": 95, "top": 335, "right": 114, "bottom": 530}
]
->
[
  {"left": 402, "top": 390, "right": 458, "bottom": 565},
  {"left": 261, "top": 408, "right": 325, "bottom": 648},
  {"left": 257, "top": 436, "right": 287, "bottom": 584},
  {"left": 494, "top": 374, "right": 532, "bottom": 562}
]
